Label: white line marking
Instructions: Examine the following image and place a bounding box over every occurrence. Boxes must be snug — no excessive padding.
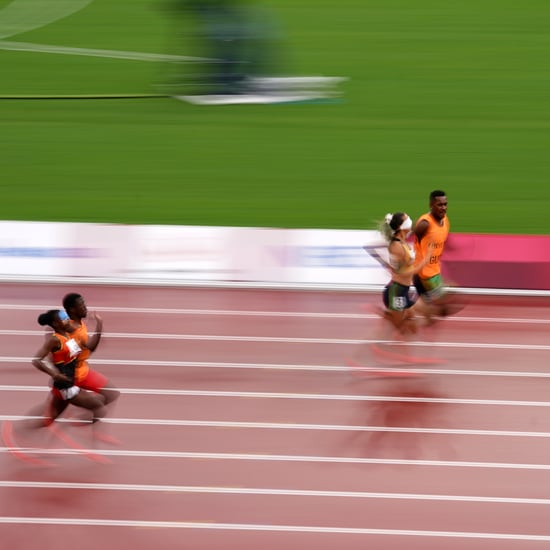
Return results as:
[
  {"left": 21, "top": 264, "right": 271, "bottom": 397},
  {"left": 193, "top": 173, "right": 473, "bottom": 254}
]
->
[
  {"left": 93, "top": 420, "right": 550, "bottom": 438},
  {"left": 0, "top": 40, "right": 210, "bottom": 62},
  {"left": 1, "top": 302, "right": 549, "bottom": 324},
  {"left": 2, "top": 415, "right": 550, "bottom": 439},
  {"left": 0, "top": 303, "right": 372, "bottom": 317},
  {"left": 0, "top": 516, "right": 549, "bottom": 540},
  {"left": 3, "top": 384, "right": 550, "bottom": 407},
  {"left": 0, "top": 329, "right": 549, "bottom": 351},
  {"left": 0, "top": 384, "right": 549, "bottom": 407},
  {"left": 2, "top": 447, "right": 550, "bottom": 472},
  {"left": 0, "top": 0, "right": 93, "bottom": 39},
  {"left": 2, "top": 356, "right": 550, "bottom": 379},
  {"left": 0, "top": 275, "right": 547, "bottom": 294},
  {"left": 1, "top": 480, "right": 549, "bottom": 505}
]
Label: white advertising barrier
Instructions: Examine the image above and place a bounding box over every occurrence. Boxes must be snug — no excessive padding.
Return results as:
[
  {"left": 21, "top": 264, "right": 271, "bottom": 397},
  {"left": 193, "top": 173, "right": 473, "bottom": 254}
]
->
[
  {"left": 2, "top": 221, "right": 548, "bottom": 294},
  {"left": 122, "top": 225, "right": 293, "bottom": 282},
  {"left": 123, "top": 225, "right": 389, "bottom": 286},
  {"left": 278, "top": 228, "right": 389, "bottom": 286},
  {"left": 0, "top": 221, "right": 130, "bottom": 277},
  {"left": 122, "top": 225, "right": 243, "bottom": 281},
  {"left": 0, "top": 221, "right": 390, "bottom": 287}
]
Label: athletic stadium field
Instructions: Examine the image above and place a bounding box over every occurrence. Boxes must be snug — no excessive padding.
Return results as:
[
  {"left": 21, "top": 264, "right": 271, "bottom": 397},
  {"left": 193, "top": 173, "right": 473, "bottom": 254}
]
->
[{"left": 1, "top": 0, "right": 550, "bottom": 233}]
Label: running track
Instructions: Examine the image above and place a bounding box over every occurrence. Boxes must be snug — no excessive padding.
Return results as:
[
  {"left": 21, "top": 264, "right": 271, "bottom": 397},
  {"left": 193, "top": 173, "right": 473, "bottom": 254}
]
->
[{"left": 1, "top": 282, "right": 550, "bottom": 549}]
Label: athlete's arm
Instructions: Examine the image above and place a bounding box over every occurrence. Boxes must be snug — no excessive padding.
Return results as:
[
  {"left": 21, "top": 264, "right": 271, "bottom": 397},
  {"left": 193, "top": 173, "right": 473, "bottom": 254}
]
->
[
  {"left": 406, "top": 243, "right": 434, "bottom": 275},
  {"left": 86, "top": 312, "right": 103, "bottom": 351},
  {"left": 413, "top": 219, "right": 429, "bottom": 243},
  {"left": 395, "top": 242, "right": 434, "bottom": 276},
  {"left": 31, "top": 335, "right": 71, "bottom": 383},
  {"left": 364, "top": 245, "right": 393, "bottom": 271}
]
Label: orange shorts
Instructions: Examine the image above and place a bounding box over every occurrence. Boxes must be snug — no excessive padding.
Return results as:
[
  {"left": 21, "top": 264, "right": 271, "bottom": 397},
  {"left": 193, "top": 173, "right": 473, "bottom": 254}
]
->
[{"left": 77, "top": 369, "right": 108, "bottom": 393}]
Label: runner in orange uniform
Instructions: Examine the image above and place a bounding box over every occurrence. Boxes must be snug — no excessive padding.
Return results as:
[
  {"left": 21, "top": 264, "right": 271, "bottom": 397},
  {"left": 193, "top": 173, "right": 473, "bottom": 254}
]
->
[
  {"left": 413, "top": 189, "right": 462, "bottom": 317},
  {"left": 62, "top": 293, "right": 120, "bottom": 406},
  {"left": 1, "top": 310, "right": 108, "bottom": 465},
  {"left": 32, "top": 309, "right": 107, "bottom": 420}
]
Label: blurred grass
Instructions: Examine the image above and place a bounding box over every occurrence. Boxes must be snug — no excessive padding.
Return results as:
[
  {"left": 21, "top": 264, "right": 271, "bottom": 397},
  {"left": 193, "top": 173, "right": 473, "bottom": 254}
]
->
[{"left": 1, "top": 0, "right": 550, "bottom": 232}]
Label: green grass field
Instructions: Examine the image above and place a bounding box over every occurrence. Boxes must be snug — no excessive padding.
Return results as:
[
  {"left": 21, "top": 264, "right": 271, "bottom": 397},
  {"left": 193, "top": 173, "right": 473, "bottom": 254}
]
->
[{"left": 2, "top": 0, "right": 550, "bottom": 233}]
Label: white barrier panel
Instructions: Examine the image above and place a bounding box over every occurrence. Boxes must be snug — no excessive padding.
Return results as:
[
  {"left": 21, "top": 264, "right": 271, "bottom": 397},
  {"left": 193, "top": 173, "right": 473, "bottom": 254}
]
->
[
  {"left": 121, "top": 226, "right": 292, "bottom": 282},
  {"left": 0, "top": 221, "right": 390, "bottom": 286},
  {"left": 121, "top": 225, "right": 389, "bottom": 286},
  {"left": 0, "top": 221, "right": 130, "bottom": 277},
  {"left": 282, "top": 228, "right": 389, "bottom": 285},
  {"left": 122, "top": 225, "right": 237, "bottom": 280}
]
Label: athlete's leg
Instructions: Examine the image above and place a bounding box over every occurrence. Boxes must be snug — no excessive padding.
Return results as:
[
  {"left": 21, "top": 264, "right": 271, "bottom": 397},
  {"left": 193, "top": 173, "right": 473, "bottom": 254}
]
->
[
  {"left": 69, "top": 390, "right": 106, "bottom": 421},
  {"left": 79, "top": 370, "right": 120, "bottom": 405}
]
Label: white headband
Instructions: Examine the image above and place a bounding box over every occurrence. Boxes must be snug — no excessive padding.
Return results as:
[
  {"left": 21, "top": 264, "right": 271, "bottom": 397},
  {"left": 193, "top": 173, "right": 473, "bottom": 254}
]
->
[
  {"left": 400, "top": 216, "right": 412, "bottom": 231},
  {"left": 385, "top": 213, "right": 412, "bottom": 233}
]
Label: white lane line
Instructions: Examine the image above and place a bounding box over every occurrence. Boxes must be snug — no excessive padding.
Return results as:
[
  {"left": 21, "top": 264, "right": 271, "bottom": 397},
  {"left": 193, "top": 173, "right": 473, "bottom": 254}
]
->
[
  {"left": 0, "top": 304, "right": 371, "bottom": 318},
  {"left": 2, "top": 356, "right": 550, "bottom": 379},
  {"left": 2, "top": 415, "right": 550, "bottom": 439},
  {"left": 2, "top": 448, "right": 550, "bottom": 472},
  {"left": 1, "top": 384, "right": 550, "bottom": 407},
  {"left": 0, "top": 330, "right": 549, "bottom": 351},
  {"left": 0, "top": 517, "right": 550, "bottom": 540},
  {"left": 1, "top": 480, "right": 549, "bottom": 505},
  {"left": 0, "top": 40, "right": 211, "bottom": 62},
  {"left": 1, "top": 302, "right": 550, "bottom": 324}
]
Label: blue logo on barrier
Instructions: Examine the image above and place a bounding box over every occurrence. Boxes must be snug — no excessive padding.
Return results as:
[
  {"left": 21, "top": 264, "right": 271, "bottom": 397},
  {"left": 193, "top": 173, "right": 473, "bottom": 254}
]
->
[
  {"left": 298, "top": 246, "right": 372, "bottom": 268},
  {"left": 0, "top": 247, "right": 103, "bottom": 258}
]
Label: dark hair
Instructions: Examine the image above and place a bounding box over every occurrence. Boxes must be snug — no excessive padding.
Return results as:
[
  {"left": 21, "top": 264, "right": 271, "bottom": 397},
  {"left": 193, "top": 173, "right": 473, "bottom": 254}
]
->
[
  {"left": 430, "top": 190, "right": 446, "bottom": 201},
  {"left": 38, "top": 310, "right": 61, "bottom": 329},
  {"left": 62, "top": 293, "right": 82, "bottom": 311},
  {"left": 389, "top": 212, "right": 406, "bottom": 232},
  {"left": 380, "top": 212, "right": 406, "bottom": 242}
]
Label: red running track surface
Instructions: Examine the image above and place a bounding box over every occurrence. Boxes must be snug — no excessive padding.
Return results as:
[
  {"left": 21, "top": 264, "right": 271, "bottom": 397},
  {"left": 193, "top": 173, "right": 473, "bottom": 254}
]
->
[{"left": 1, "top": 283, "right": 550, "bottom": 549}]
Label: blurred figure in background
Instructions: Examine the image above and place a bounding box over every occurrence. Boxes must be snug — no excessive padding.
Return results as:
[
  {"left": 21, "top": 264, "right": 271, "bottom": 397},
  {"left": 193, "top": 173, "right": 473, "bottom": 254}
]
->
[
  {"left": 165, "top": 0, "right": 345, "bottom": 103},
  {"left": 171, "top": 0, "right": 282, "bottom": 96}
]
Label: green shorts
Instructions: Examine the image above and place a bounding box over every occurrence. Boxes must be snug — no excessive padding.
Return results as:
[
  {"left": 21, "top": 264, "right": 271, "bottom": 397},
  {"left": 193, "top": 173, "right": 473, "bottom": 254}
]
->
[{"left": 413, "top": 273, "right": 445, "bottom": 302}]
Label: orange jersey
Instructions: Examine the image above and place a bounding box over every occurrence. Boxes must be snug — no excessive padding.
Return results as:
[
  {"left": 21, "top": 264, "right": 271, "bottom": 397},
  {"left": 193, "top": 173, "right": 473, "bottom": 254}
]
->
[
  {"left": 414, "top": 213, "right": 450, "bottom": 279},
  {"left": 51, "top": 333, "right": 82, "bottom": 388},
  {"left": 70, "top": 320, "right": 91, "bottom": 382},
  {"left": 51, "top": 333, "right": 82, "bottom": 366}
]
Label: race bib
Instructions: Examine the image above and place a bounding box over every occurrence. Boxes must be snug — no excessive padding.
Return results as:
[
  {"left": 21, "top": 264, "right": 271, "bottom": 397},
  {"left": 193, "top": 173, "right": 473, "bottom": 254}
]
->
[{"left": 66, "top": 338, "right": 82, "bottom": 358}]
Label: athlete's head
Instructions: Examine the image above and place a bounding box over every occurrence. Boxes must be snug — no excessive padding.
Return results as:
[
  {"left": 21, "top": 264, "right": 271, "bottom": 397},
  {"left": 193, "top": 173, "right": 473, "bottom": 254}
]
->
[
  {"left": 381, "top": 212, "right": 413, "bottom": 241},
  {"left": 429, "top": 190, "right": 447, "bottom": 221},
  {"left": 38, "top": 309, "right": 71, "bottom": 331},
  {"left": 62, "top": 293, "right": 87, "bottom": 319}
]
